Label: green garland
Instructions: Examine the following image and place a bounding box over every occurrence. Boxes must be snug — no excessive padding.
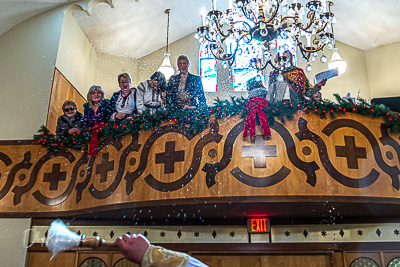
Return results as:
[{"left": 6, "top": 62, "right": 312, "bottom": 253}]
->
[{"left": 34, "top": 94, "right": 400, "bottom": 151}]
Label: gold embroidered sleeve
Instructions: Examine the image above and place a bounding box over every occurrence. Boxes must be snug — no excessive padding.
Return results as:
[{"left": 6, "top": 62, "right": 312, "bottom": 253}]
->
[{"left": 141, "top": 245, "right": 190, "bottom": 267}]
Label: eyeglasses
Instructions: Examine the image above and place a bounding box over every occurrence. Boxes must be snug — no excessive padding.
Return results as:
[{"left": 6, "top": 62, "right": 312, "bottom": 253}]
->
[
  {"left": 277, "top": 56, "right": 288, "bottom": 62},
  {"left": 64, "top": 107, "right": 76, "bottom": 112}
]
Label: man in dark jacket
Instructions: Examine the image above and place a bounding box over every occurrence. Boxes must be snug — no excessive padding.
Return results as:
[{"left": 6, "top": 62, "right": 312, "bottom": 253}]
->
[
  {"left": 56, "top": 100, "right": 84, "bottom": 137},
  {"left": 166, "top": 54, "right": 206, "bottom": 109}
]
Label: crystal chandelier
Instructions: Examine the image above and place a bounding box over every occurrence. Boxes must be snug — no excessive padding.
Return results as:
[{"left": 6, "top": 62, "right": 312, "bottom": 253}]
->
[
  {"left": 194, "top": 0, "right": 336, "bottom": 70},
  {"left": 158, "top": 9, "right": 175, "bottom": 80}
]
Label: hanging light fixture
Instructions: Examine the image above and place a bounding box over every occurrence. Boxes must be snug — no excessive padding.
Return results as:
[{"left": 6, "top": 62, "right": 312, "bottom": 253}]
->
[
  {"left": 328, "top": 48, "right": 347, "bottom": 76},
  {"left": 158, "top": 9, "right": 175, "bottom": 81},
  {"left": 194, "top": 0, "right": 337, "bottom": 70}
]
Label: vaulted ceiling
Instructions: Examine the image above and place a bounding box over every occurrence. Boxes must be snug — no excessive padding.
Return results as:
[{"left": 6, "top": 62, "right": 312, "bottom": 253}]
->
[{"left": 2, "top": 0, "right": 400, "bottom": 59}]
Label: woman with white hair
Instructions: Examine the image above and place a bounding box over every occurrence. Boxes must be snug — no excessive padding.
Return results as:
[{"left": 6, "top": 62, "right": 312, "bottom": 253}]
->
[{"left": 83, "top": 85, "right": 111, "bottom": 127}]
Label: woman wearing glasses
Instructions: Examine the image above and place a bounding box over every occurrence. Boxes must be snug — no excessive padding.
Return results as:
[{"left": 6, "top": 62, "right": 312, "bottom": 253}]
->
[
  {"left": 56, "top": 100, "right": 84, "bottom": 137},
  {"left": 266, "top": 50, "right": 326, "bottom": 104}
]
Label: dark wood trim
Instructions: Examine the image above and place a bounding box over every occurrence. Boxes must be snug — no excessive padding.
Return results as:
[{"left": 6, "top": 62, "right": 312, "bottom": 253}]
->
[
  {"left": 0, "top": 140, "right": 37, "bottom": 145},
  {"left": 5, "top": 195, "right": 400, "bottom": 221},
  {"left": 28, "top": 242, "right": 400, "bottom": 253}
]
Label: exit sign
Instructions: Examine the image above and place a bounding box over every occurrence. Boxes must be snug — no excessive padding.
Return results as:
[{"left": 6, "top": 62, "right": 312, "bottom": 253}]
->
[{"left": 247, "top": 218, "right": 270, "bottom": 233}]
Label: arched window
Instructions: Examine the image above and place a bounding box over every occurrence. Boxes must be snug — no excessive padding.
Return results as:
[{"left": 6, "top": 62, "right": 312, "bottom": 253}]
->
[{"left": 199, "top": 40, "right": 218, "bottom": 93}]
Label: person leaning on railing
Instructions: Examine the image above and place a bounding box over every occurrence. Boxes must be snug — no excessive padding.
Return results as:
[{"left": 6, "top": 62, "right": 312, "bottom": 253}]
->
[
  {"left": 136, "top": 71, "right": 167, "bottom": 115},
  {"left": 56, "top": 100, "right": 84, "bottom": 137},
  {"left": 266, "top": 50, "right": 327, "bottom": 104},
  {"left": 83, "top": 85, "right": 111, "bottom": 127},
  {"left": 109, "top": 73, "right": 137, "bottom": 120},
  {"left": 166, "top": 54, "right": 206, "bottom": 110}
]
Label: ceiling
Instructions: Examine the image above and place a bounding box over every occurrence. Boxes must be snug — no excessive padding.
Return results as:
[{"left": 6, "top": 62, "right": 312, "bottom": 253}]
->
[{"left": 1, "top": 0, "right": 400, "bottom": 59}]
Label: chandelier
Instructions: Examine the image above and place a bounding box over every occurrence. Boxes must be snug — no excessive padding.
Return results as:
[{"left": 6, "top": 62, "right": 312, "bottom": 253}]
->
[{"left": 194, "top": 0, "right": 336, "bottom": 70}]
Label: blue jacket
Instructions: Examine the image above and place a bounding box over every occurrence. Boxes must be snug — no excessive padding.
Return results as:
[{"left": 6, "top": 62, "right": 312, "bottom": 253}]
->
[{"left": 166, "top": 73, "right": 206, "bottom": 107}]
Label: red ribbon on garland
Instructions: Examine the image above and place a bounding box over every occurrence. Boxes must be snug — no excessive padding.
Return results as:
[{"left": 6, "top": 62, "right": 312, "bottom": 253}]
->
[
  {"left": 88, "top": 122, "right": 105, "bottom": 156},
  {"left": 243, "top": 96, "right": 271, "bottom": 138}
]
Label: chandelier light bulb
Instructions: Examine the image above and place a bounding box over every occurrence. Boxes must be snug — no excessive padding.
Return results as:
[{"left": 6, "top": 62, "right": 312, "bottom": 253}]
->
[
  {"left": 306, "top": 64, "right": 312, "bottom": 72},
  {"left": 200, "top": 8, "right": 207, "bottom": 26},
  {"left": 320, "top": 55, "right": 327, "bottom": 63},
  {"left": 158, "top": 53, "right": 175, "bottom": 81}
]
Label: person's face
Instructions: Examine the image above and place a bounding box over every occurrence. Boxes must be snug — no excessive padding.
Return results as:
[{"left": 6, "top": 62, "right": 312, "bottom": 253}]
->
[
  {"left": 178, "top": 59, "right": 189, "bottom": 74},
  {"left": 314, "top": 92, "right": 322, "bottom": 100},
  {"left": 63, "top": 105, "right": 76, "bottom": 118},
  {"left": 283, "top": 52, "right": 292, "bottom": 64},
  {"left": 151, "top": 80, "right": 159, "bottom": 90},
  {"left": 119, "top": 77, "right": 131, "bottom": 91},
  {"left": 91, "top": 90, "right": 102, "bottom": 103}
]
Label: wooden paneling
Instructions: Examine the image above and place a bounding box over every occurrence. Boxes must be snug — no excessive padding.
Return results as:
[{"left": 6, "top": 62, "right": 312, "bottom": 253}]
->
[
  {"left": 343, "top": 252, "right": 382, "bottom": 266},
  {"left": 261, "top": 254, "right": 332, "bottom": 267},
  {"left": 27, "top": 252, "right": 76, "bottom": 267},
  {"left": 112, "top": 255, "right": 139, "bottom": 267},
  {"left": 28, "top": 249, "right": 400, "bottom": 267},
  {"left": 0, "top": 112, "right": 399, "bottom": 215},
  {"left": 195, "top": 255, "right": 262, "bottom": 267},
  {"left": 46, "top": 68, "right": 86, "bottom": 133},
  {"left": 77, "top": 252, "right": 111, "bottom": 267}
]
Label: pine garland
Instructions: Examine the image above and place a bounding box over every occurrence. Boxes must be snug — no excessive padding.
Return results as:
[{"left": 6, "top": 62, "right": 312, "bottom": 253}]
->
[{"left": 34, "top": 95, "right": 400, "bottom": 151}]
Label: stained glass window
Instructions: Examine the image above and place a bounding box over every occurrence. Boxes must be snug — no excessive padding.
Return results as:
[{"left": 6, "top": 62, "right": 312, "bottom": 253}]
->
[{"left": 198, "top": 20, "right": 297, "bottom": 93}]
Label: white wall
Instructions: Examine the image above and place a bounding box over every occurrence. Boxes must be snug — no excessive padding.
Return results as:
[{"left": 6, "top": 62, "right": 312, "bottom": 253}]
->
[
  {"left": 94, "top": 52, "right": 139, "bottom": 98},
  {"left": 0, "top": 6, "right": 66, "bottom": 140},
  {"left": 0, "top": 218, "right": 31, "bottom": 267},
  {"left": 56, "top": 7, "right": 97, "bottom": 99},
  {"left": 56, "top": 6, "right": 139, "bottom": 100},
  {"left": 365, "top": 42, "right": 400, "bottom": 99}
]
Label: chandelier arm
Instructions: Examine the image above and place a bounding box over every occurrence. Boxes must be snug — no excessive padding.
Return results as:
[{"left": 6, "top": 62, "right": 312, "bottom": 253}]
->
[
  {"left": 241, "top": 6, "right": 256, "bottom": 22},
  {"left": 314, "top": 21, "right": 329, "bottom": 34},
  {"left": 254, "top": 59, "right": 281, "bottom": 71},
  {"left": 204, "top": 35, "right": 216, "bottom": 43},
  {"left": 268, "top": 59, "right": 281, "bottom": 70},
  {"left": 297, "top": 11, "right": 316, "bottom": 32},
  {"left": 296, "top": 34, "right": 327, "bottom": 54},
  {"left": 213, "top": 20, "right": 233, "bottom": 39},
  {"left": 209, "top": 46, "right": 229, "bottom": 61},
  {"left": 279, "top": 15, "right": 296, "bottom": 26}
]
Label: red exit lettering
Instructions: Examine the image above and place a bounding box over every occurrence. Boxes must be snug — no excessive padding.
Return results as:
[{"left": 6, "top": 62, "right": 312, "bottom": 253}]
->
[{"left": 247, "top": 218, "right": 270, "bottom": 233}]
